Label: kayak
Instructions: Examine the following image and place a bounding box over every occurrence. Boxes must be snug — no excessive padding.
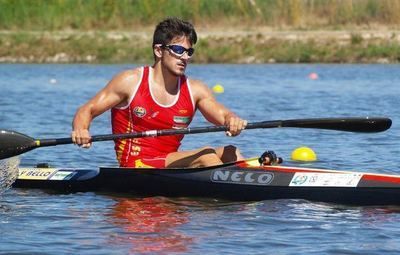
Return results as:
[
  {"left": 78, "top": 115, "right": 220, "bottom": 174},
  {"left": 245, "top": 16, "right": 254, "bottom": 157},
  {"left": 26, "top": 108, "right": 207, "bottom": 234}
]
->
[
  {"left": 13, "top": 159, "right": 400, "bottom": 205},
  {"left": 4, "top": 117, "right": 395, "bottom": 205}
]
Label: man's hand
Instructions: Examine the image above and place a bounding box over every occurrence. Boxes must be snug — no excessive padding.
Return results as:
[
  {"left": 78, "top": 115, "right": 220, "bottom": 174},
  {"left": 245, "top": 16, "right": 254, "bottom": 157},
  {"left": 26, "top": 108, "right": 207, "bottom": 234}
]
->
[
  {"left": 225, "top": 115, "right": 247, "bottom": 137},
  {"left": 71, "top": 129, "right": 92, "bottom": 148}
]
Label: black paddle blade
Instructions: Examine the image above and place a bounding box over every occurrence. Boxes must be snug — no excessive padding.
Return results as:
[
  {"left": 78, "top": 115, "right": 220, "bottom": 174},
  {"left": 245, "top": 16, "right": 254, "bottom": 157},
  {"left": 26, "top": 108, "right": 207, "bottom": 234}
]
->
[
  {"left": 281, "top": 117, "right": 392, "bottom": 133},
  {"left": 0, "top": 130, "right": 37, "bottom": 160}
]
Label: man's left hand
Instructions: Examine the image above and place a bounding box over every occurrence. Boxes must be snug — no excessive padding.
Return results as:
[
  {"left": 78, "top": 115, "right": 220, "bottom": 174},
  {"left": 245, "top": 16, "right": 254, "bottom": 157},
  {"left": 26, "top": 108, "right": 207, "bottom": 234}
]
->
[{"left": 225, "top": 115, "right": 247, "bottom": 137}]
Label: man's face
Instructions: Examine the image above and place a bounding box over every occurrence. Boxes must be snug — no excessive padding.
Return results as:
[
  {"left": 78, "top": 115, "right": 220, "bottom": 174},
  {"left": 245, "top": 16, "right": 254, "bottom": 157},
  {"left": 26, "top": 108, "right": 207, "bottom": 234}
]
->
[{"left": 160, "top": 36, "right": 193, "bottom": 76}]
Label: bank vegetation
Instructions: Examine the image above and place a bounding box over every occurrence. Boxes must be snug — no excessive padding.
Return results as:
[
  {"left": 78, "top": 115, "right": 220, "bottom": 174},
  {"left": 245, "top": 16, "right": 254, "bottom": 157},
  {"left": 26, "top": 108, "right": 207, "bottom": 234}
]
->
[{"left": 1, "top": 0, "right": 400, "bottom": 63}]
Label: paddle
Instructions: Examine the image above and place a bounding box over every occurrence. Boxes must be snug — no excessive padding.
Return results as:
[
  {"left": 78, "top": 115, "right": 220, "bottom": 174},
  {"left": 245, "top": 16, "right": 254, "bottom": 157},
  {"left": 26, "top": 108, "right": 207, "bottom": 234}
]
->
[{"left": 0, "top": 117, "right": 391, "bottom": 160}]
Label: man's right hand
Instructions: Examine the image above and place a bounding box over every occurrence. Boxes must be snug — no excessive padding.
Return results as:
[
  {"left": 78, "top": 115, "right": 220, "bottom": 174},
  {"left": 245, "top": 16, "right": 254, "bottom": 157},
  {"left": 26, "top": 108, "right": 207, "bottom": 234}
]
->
[{"left": 71, "top": 129, "right": 92, "bottom": 148}]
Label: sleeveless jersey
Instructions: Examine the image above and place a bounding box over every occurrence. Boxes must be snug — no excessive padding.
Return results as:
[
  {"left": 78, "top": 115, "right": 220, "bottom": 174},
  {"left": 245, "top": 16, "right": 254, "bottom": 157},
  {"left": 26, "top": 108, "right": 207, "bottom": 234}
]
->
[{"left": 111, "top": 66, "right": 195, "bottom": 167}]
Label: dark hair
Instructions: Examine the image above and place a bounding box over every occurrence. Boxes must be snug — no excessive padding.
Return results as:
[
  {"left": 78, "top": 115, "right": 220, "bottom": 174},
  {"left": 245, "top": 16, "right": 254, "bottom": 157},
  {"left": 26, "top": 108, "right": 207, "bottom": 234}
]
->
[{"left": 152, "top": 17, "right": 197, "bottom": 47}]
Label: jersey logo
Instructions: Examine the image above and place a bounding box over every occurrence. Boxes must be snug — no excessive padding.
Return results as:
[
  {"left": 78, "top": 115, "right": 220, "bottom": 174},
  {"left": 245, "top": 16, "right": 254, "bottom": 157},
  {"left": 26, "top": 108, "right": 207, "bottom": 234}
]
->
[
  {"left": 133, "top": 106, "right": 146, "bottom": 118},
  {"left": 173, "top": 116, "right": 191, "bottom": 124},
  {"left": 147, "top": 108, "right": 159, "bottom": 119}
]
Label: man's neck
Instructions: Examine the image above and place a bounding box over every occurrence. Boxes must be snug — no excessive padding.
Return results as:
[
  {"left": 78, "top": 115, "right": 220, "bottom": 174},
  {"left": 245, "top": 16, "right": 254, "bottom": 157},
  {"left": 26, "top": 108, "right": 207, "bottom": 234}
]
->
[{"left": 151, "top": 63, "right": 179, "bottom": 93}]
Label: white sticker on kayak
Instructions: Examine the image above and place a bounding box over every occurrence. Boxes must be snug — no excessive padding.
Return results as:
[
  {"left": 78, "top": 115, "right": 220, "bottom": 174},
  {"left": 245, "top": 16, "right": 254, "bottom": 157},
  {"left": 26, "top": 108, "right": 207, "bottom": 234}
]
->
[
  {"left": 18, "top": 168, "right": 58, "bottom": 180},
  {"left": 289, "top": 172, "right": 363, "bottom": 187},
  {"left": 49, "top": 171, "right": 75, "bottom": 180}
]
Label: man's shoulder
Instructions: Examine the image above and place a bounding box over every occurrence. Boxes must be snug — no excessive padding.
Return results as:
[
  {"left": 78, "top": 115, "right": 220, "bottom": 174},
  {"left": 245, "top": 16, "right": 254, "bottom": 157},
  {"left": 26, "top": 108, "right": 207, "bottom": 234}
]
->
[
  {"left": 105, "top": 67, "right": 144, "bottom": 97},
  {"left": 116, "top": 67, "right": 143, "bottom": 81},
  {"left": 109, "top": 67, "right": 143, "bottom": 88},
  {"left": 187, "top": 78, "right": 212, "bottom": 100},
  {"left": 188, "top": 78, "right": 208, "bottom": 90}
]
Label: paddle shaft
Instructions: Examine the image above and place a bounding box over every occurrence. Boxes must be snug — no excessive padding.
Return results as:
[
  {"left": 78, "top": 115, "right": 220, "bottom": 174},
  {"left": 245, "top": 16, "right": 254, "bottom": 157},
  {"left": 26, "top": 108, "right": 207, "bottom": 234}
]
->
[
  {"left": 38, "top": 122, "right": 261, "bottom": 147},
  {"left": 0, "top": 117, "right": 391, "bottom": 160},
  {"left": 37, "top": 117, "right": 391, "bottom": 148}
]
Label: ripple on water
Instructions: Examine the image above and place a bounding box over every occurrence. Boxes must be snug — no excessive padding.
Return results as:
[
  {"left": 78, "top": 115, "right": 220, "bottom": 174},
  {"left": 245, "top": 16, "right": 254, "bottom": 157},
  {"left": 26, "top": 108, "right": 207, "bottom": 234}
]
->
[{"left": 0, "top": 157, "right": 20, "bottom": 194}]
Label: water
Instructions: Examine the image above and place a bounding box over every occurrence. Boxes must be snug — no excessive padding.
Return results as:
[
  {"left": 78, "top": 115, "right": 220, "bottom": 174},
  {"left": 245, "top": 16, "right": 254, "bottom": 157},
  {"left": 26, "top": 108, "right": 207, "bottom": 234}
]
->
[
  {"left": 0, "top": 157, "right": 19, "bottom": 193},
  {"left": 1, "top": 64, "right": 400, "bottom": 254}
]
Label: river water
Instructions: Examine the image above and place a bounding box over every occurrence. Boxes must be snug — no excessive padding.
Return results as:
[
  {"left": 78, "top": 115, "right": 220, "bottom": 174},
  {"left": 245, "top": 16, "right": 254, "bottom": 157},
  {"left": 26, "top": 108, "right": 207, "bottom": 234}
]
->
[{"left": 1, "top": 64, "right": 400, "bottom": 254}]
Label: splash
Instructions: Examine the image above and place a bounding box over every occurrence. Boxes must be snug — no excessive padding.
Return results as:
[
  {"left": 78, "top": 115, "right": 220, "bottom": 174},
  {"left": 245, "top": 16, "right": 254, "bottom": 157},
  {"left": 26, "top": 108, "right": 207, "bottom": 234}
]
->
[{"left": 0, "top": 157, "right": 20, "bottom": 194}]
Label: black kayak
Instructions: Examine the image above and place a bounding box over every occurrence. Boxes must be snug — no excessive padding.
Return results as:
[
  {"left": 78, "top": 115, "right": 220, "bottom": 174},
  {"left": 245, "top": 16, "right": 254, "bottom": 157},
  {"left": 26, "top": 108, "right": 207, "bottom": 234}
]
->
[{"left": 13, "top": 159, "right": 400, "bottom": 206}]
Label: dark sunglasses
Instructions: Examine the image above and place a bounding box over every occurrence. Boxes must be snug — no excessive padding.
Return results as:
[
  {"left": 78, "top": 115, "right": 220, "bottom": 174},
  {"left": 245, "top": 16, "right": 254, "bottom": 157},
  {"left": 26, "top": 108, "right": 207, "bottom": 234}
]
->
[{"left": 162, "top": 44, "right": 195, "bottom": 57}]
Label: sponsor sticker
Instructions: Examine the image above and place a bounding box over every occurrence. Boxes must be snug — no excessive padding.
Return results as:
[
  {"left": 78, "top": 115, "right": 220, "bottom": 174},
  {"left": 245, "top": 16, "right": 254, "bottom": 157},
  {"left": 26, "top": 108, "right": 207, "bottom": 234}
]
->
[
  {"left": 289, "top": 172, "right": 363, "bottom": 187},
  {"left": 172, "top": 124, "right": 188, "bottom": 129},
  {"left": 18, "top": 168, "right": 58, "bottom": 180},
  {"left": 133, "top": 106, "right": 146, "bottom": 117},
  {"left": 211, "top": 169, "right": 274, "bottom": 186},
  {"left": 173, "top": 116, "right": 191, "bottom": 124},
  {"left": 49, "top": 171, "right": 75, "bottom": 180}
]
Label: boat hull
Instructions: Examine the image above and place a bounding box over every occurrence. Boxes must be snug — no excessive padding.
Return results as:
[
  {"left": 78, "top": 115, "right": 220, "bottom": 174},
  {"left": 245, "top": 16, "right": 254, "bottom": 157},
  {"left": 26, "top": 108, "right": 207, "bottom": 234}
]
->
[{"left": 13, "top": 162, "right": 400, "bottom": 205}]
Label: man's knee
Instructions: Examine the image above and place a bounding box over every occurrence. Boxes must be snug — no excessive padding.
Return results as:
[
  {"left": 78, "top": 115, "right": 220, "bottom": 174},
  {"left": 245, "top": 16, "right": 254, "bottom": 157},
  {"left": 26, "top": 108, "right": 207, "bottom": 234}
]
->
[
  {"left": 198, "top": 146, "right": 217, "bottom": 155},
  {"left": 195, "top": 147, "right": 221, "bottom": 166},
  {"left": 220, "top": 145, "right": 243, "bottom": 162},
  {"left": 224, "top": 145, "right": 240, "bottom": 153}
]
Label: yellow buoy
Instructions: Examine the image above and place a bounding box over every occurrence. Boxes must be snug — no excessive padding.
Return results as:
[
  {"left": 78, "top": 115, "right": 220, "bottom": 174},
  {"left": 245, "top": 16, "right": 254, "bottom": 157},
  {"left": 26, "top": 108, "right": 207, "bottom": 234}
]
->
[
  {"left": 291, "top": 146, "right": 317, "bottom": 161},
  {"left": 212, "top": 84, "right": 224, "bottom": 94}
]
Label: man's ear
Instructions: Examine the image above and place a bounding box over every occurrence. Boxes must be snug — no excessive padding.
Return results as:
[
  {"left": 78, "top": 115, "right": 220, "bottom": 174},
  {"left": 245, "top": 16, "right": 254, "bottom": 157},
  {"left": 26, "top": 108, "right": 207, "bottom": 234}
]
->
[{"left": 154, "top": 45, "right": 163, "bottom": 58}]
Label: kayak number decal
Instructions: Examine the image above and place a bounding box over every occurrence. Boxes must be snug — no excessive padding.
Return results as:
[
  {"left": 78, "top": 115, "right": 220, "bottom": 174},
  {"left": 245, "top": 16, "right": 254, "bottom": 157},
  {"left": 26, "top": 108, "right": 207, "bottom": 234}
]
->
[{"left": 211, "top": 169, "right": 274, "bottom": 186}]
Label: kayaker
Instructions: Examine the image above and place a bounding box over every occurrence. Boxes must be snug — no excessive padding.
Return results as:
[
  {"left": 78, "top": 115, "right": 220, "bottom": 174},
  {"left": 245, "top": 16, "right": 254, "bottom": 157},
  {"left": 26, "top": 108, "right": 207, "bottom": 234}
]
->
[{"left": 71, "top": 17, "right": 247, "bottom": 168}]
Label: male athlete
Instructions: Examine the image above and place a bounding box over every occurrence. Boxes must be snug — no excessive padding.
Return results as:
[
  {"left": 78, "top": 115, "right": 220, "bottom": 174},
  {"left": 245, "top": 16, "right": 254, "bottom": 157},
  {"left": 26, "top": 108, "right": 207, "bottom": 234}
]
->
[{"left": 71, "top": 17, "right": 247, "bottom": 168}]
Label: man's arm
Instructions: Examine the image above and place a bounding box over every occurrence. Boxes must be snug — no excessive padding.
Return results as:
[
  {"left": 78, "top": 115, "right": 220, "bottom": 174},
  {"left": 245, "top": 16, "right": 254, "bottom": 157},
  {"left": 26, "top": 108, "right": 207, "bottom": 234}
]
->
[
  {"left": 72, "top": 69, "right": 141, "bottom": 147},
  {"left": 191, "top": 80, "right": 247, "bottom": 136}
]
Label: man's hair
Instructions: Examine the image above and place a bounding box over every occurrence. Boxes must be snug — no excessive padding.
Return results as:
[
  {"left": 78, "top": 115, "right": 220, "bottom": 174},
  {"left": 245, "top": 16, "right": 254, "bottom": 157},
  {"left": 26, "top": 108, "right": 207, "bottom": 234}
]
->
[{"left": 152, "top": 17, "right": 197, "bottom": 47}]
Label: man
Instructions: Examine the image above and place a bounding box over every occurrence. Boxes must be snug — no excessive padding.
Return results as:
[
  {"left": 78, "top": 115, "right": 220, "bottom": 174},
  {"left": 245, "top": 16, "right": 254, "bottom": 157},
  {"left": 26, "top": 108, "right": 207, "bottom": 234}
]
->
[{"left": 71, "top": 17, "right": 247, "bottom": 168}]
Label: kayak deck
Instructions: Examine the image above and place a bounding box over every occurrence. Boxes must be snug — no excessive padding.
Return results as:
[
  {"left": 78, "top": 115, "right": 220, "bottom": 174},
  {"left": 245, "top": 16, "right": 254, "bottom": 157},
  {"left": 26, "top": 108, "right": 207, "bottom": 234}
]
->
[{"left": 13, "top": 161, "right": 400, "bottom": 205}]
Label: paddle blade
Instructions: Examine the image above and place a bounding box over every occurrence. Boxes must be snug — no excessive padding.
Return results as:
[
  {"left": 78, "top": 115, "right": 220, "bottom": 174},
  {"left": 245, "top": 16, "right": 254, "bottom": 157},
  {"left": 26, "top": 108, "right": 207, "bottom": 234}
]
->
[
  {"left": 0, "top": 130, "right": 37, "bottom": 160},
  {"left": 281, "top": 117, "right": 392, "bottom": 133}
]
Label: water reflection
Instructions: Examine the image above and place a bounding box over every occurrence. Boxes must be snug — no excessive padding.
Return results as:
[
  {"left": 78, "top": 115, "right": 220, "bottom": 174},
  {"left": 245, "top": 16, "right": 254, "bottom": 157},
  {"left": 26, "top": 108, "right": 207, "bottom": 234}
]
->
[{"left": 110, "top": 197, "right": 193, "bottom": 254}]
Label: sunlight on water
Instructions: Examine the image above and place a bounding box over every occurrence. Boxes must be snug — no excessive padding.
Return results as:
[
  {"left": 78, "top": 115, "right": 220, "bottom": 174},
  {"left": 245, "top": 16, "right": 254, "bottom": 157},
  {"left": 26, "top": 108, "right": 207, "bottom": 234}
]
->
[{"left": 0, "top": 157, "right": 20, "bottom": 194}]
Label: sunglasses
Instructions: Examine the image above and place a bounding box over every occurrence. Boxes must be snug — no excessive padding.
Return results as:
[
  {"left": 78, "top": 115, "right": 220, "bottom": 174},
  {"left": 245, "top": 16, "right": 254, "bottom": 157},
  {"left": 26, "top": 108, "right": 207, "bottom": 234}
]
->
[{"left": 162, "top": 44, "right": 195, "bottom": 57}]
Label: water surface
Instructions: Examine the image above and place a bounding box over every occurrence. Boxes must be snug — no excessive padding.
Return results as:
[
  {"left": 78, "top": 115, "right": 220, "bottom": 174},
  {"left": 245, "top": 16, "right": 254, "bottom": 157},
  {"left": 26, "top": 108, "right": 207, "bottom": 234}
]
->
[{"left": 1, "top": 64, "right": 400, "bottom": 254}]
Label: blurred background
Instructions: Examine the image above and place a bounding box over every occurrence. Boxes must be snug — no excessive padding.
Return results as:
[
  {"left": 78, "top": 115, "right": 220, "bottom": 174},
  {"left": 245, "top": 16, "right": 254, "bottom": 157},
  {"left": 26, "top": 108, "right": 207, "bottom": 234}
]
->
[{"left": 1, "top": 0, "right": 400, "bottom": 64}]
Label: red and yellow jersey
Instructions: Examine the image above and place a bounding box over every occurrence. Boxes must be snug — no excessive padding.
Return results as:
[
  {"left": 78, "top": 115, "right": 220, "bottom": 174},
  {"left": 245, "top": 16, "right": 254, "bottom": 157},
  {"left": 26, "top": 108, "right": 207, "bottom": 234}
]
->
[{"left": 111, "top": 66, "right": 195, "bottom": 167}]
